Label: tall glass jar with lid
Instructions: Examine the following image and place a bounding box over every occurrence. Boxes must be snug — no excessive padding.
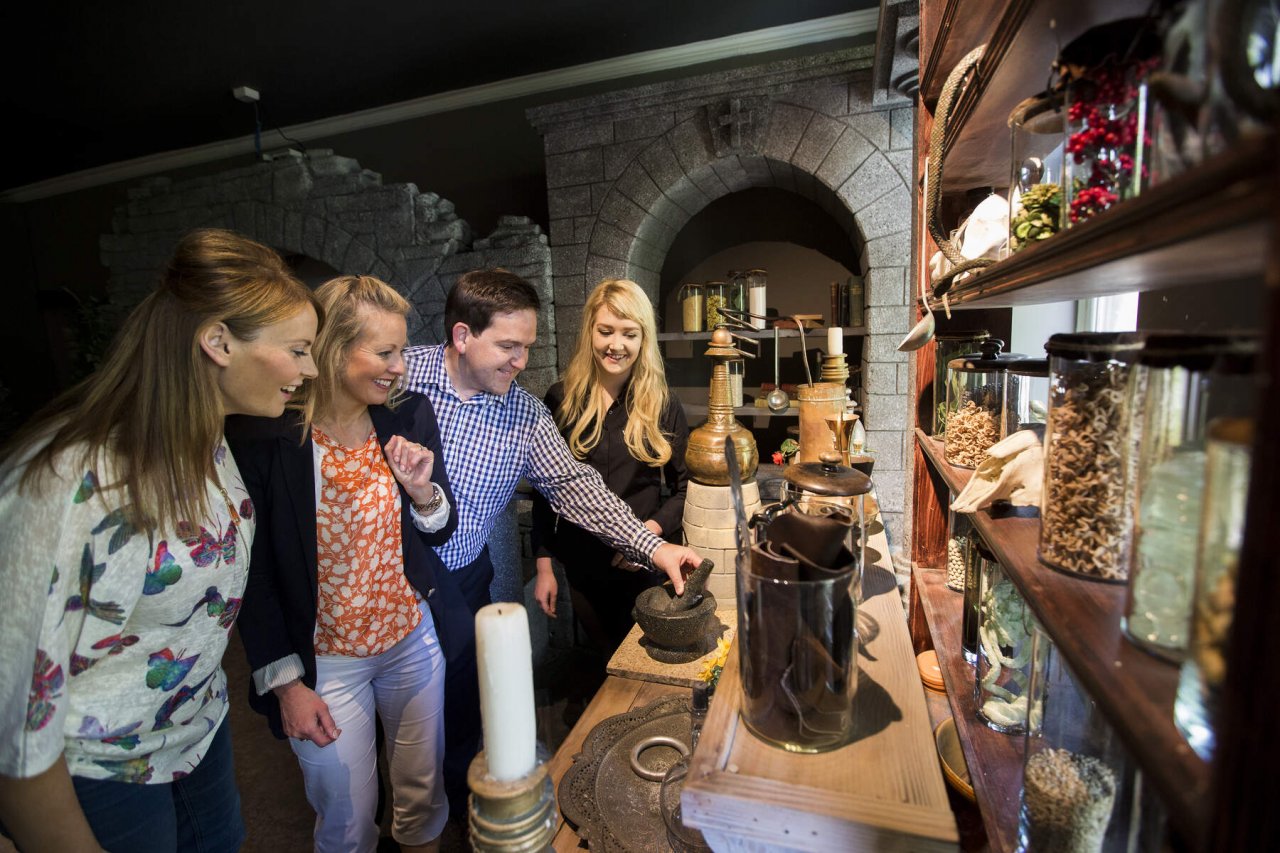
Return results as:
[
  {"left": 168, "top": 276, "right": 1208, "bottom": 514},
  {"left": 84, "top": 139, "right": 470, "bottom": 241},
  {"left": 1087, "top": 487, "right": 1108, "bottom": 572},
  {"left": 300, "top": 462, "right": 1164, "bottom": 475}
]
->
[
  {"left": 1008, "top": 92, "right": 1065, "bottom": 254},
  {"left": 704, "top": 281, "right": 728, "bottom": 328},
  {"left": 1019, "top": 623, "right": 1165, "bottom": 853},
  {"left": 931, "top": 330, "right": 990, "bottom": 436},
  {"left": 746, "top": 268, "right": 768, "bottom": 329},
  {"left": 944, "top": 339, "right": 1024, "bottom": 468},
  {"left": 975, "top": 537, "right": 1038, "bottom": 734},
  {"left": 1175, "top": 418, "right": 1254, "bottom": 761},
  {"left": 1123, "top": 334, "right": 1258, "bottom": 661},
  {"left": 1040, "top": 332, "right": 1145, "bottom": 582},
  {"left": 679, "top": 282, "right": 706, "bottom": 333}
]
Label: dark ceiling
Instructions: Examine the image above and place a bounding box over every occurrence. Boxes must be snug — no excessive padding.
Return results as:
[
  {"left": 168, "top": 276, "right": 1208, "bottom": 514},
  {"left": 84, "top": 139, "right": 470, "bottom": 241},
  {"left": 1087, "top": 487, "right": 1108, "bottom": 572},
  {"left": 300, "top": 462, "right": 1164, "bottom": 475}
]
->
[{"left": 6, "top": 1, "right": 875, "bottom": 192}]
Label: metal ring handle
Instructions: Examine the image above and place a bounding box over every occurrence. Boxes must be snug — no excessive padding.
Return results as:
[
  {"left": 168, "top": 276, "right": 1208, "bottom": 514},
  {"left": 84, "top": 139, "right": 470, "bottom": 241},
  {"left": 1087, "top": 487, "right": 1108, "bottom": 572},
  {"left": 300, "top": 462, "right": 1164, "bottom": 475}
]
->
[{"left": 628, "top": 735, "right": 690, "bottom": 782}]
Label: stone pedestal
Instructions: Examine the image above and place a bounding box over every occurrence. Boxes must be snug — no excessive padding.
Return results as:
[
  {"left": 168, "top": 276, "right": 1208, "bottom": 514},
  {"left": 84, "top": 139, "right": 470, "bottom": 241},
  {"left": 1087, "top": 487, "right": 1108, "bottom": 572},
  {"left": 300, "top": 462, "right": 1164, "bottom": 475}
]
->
[{"left": 682, "top": 480, "right": 761, "bottom": 603}]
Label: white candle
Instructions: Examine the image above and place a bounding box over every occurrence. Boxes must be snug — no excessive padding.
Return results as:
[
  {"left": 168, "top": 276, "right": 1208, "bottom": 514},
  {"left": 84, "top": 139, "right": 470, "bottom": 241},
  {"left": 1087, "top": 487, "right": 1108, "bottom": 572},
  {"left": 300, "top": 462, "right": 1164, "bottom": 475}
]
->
[
  {"left": 475, "top": 603, "right": 537, "bottom": 781},
  {"left": 828, "top": 326, "right": 843, "bottom": 356}
]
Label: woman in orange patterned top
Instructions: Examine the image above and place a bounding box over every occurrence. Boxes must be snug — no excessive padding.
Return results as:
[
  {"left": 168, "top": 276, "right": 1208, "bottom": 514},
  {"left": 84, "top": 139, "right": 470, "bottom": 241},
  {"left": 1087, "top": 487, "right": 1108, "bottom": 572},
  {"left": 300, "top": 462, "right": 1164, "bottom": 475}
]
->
[{"left": 227, "top": 276, "right": 469, "bottom": 853}]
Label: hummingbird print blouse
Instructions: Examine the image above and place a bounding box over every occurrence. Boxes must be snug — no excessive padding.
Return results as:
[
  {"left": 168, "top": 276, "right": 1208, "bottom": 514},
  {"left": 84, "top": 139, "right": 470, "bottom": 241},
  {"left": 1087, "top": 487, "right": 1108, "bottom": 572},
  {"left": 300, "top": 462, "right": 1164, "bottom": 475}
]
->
[{"left": 0, "top": 439, "right": 253, "bottom": 783}]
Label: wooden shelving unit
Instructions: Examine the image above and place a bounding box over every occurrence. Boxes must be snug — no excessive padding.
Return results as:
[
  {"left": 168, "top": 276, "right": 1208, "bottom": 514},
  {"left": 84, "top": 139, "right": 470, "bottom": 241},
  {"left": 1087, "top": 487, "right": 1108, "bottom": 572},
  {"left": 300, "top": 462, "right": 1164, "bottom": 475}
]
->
[
  {"left": 908, "top": 1, "right": 1279, "bottom": 850},
  {"left": 914, "top": 431, "right": 1211, "bottom": 845}
]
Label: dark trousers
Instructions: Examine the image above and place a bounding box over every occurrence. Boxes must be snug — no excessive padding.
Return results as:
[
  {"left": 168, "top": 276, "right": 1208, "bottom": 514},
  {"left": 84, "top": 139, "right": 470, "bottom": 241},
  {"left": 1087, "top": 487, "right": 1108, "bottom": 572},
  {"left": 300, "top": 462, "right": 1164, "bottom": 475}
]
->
[
  {"left": 442, "top": 548, "right": 493, "bottom": 821},
  {"left": 0, "top": 717, "right": 244, "bottom": 853}
]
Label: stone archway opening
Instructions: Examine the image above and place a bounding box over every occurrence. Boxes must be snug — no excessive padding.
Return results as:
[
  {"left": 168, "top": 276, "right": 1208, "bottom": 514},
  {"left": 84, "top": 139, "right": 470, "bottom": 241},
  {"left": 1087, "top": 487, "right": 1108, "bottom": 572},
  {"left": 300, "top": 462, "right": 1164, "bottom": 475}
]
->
[{"left": 529, "top": 45, "right": 918, "bottom": 543}]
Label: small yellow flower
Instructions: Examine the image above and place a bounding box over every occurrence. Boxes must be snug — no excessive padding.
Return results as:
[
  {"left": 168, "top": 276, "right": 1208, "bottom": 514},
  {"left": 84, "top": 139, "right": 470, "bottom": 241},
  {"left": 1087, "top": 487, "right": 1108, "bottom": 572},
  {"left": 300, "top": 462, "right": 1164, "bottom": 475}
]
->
[{"left": 699, "top": 637, "right": 732, "bottom": 685}]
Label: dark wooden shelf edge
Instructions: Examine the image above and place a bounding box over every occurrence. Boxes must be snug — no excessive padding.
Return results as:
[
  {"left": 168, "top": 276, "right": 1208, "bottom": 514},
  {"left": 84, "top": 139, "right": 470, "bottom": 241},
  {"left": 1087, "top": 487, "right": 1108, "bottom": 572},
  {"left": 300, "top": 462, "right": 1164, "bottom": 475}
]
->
[
  {"left": 914, "top": 431, "right": 1212, "bottom": 845},
  {"left": 925, "top": 132, "right": 1274, "bottom": 311},
  {"left": 914, "top": 564, "right": 1023, "bottom": 853}
]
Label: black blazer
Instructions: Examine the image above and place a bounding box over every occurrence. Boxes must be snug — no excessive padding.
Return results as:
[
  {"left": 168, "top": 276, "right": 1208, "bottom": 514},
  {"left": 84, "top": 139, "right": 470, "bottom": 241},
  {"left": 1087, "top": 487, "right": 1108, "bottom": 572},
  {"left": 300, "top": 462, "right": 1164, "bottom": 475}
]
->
[{"left": 226, "top": 394, "right": 472, "bottom": 739}]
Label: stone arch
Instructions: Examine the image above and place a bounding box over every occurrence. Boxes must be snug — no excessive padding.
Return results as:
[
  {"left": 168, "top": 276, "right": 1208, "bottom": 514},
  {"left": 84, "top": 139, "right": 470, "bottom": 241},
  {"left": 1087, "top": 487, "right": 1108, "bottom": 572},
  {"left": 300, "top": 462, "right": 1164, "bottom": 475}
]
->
[
  {"left": 101, "top": 151, "right": 558, "bottom": 391},
  {"left": 532, "top": 57, "right": 916, "bottom": 539}
]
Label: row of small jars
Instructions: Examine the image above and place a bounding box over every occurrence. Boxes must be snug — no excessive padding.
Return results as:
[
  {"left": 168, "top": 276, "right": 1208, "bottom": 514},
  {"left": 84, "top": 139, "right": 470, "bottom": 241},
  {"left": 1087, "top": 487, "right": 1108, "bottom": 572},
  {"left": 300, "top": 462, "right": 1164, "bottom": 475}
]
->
[
  {"left": 678, "top": 269, "right": 768, "bottom": 332},
  {"left": 946, "top": 518, "right": 1165, "bottom": 850}
]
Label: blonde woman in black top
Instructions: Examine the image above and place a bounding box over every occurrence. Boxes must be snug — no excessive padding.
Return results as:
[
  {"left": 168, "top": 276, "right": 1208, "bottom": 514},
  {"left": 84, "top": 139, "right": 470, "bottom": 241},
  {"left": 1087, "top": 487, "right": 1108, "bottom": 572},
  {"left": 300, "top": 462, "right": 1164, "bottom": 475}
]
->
[{"left": 531, "top": 279, "right": 689, "bottom": 653}]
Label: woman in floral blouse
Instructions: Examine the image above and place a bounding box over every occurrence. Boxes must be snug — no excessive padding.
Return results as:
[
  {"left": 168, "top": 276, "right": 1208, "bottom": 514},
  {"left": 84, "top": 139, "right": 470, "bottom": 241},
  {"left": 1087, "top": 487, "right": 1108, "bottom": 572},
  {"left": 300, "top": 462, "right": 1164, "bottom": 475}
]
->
[
  {"left": 0, "top": 228, "right": 321, "bottom": 852},
  {"left": 228, "top": 276, "right": 465, "bottom": 853}
]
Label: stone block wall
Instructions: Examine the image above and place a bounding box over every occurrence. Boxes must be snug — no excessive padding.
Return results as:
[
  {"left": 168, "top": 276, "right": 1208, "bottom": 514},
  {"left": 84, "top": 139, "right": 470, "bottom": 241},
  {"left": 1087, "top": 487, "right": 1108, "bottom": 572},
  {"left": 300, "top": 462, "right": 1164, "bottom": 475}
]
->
[
  {"left": 101, "top": 149, "right": 558, "bottom": 396},
  {"left": 528, "top": 44, "right": 917, "bottom": 547}
]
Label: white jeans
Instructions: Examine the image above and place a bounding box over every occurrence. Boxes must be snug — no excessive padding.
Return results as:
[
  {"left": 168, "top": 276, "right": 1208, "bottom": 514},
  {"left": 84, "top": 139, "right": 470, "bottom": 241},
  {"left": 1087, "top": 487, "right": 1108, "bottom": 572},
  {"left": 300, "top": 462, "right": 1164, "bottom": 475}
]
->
[{"left": 291, "top": 607, "right": 447, "bottom": 852}]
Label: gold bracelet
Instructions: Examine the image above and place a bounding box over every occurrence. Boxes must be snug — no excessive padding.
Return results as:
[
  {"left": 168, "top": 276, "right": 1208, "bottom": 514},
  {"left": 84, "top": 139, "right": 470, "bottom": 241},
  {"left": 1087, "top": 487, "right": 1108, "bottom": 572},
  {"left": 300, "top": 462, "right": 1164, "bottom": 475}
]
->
[{"left": 412, "top": 484, "right": 443, "bottom": 516}]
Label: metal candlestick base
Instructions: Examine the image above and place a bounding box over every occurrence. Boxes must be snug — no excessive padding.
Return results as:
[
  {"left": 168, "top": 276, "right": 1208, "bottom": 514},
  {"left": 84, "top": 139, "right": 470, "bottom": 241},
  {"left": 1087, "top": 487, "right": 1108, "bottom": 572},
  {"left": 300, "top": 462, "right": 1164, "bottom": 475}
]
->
[
  {"left": 819, "top": 353, "right": 850, "bottom": 383},
  {"left": 467, "top": 751, "right": 557, "bottom": 852}
]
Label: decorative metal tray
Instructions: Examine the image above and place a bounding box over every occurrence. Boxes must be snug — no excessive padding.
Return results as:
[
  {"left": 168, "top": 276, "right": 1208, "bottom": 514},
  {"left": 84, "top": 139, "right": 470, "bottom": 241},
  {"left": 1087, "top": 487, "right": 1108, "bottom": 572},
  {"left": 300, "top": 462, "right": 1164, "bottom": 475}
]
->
[{"left": 558, "top": 695, "right": 692, "bottom": 852}]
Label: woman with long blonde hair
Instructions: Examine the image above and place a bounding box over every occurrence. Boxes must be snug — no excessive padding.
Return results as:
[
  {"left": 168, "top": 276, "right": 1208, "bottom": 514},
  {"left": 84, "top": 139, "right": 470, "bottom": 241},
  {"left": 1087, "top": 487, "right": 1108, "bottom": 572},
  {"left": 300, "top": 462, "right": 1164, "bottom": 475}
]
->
[
  {"left": 227, "top": 275, "right": 465, "bottom": 853},
  {"left": 0, "top": 228, "right": 320, "bottom": 852},
  {"left": 531, "top": 279, "right": 689, "bottom": 653}
]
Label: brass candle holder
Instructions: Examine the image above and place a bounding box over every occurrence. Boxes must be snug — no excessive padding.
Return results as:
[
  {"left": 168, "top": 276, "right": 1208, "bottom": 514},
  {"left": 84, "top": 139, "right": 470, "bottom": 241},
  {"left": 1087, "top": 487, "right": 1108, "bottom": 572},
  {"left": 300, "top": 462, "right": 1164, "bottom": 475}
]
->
[
  {"left": 468, "top": 751, "right": 557, "bottom": 852},
  {"left": 819, "top": 352, "right": 850, "bottom": 383}
]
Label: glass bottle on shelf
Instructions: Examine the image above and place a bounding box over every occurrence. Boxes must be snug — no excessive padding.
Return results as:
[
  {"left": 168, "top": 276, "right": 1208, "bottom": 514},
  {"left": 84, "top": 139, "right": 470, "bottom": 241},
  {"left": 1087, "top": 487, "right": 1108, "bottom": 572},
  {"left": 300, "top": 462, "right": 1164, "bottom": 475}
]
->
[
  {"left": 746, "top": 268, "right": 768, "bottom": 329},
  {"left": 975, "top": 537, "right": 1037, "bottom": 734},
  {"left": 946, "top": 504, "right": 974, "bottom": 592},
  {"left": 961, "top": 529, "right": 984, "bottom": 665},
  {"left": 726, "top": 271, "right": 747, "bottom": 316},
  {"left": 1040, "top": 332, "right": 1145, "bottom": 582},
  {"left": 704, "top": 281, "right": 727, "bottom": 328},
  {"left": 727, "top": 358, "right": 744, "bottom": 409},
  {"left": 1175, "top": 417, "right": 1253, "bottom": 761},
  {"left": 1019, "top": 623, "right": 1165, "bottom": 853},
  {"left": 944, "top": 339, "right": 1023, "bottom": 468},
  {"left": 1004, "top": 357, "right": 1049, "bottom": 440},
  {"left": 1123, "top": 334, "right": 1258, "bottom": 661},
  {"left": 1008, "top": 91, "right": 1065, "bottom": 254},
  {"left": 931, "top": 330, "right": 991, "bottom": 437},
  {"left": 1063, "top": 54, "right": 1158, "bottom": 226},
  {"left": 679, "top": 282, "right": 706, "bottom": 333}
]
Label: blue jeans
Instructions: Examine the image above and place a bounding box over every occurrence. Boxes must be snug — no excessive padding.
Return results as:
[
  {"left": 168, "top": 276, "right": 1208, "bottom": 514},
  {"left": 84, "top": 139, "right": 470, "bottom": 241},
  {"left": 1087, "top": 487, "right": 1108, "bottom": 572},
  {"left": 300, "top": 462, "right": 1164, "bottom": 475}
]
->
[{"left": 71, "top": 715, "right": 244, "bottom": 852}]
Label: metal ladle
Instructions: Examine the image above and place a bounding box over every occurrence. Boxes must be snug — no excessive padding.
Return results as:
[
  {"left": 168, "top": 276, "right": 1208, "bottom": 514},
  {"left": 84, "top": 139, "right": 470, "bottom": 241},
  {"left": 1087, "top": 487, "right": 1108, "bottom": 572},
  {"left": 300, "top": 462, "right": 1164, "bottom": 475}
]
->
[
  {"left": 766, "top": 325, "right": 790, "bottom": 412},
  {"left": 897, "top": 267, "right": 936, "bottom": 352}
]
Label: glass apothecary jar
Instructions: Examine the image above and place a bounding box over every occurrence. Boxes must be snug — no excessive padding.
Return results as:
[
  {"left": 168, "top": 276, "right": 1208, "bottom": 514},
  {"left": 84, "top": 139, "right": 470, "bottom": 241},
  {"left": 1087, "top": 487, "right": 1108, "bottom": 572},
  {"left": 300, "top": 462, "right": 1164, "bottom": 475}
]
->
[
  {"left": 975, "top": 538, "right": 1038, "bottom": 734},
  {"left": 945, "top": 339, "right": 1024, "bottom": 468},
  {"left": 1063, "top": 54, "right": 1158, "bottom": 226},
  {"left": 704, "top": 281, "right": 727, "bottom": 328},
  {"left": 679, "top": 283, "right": 705, "bottom": 333},
  {"left": 726, "top": 271, "right": 746, "bottom": 316},
  {"left": 932, "top": 330, "right": 991, "bottom": 437},
  {"left": 727, "top": 358, "right": 745, "bottom": 409},
  {"left": 946, "top": 504, "right": 974, "bottom": 592},
  {"left": 746, "top": 268, "right": 768, "bottom": 329},
  {"left": 1175, "top": 417, "right": 1254, "bottom": 761},
  {"left": 959, "top": 525, "right": 984, "bottom": 666},
  {"left": 1040, "top": 332, "right": 1145, "bottom": 582},
  {"left": 1019, "top": 624, "right": 1165, "bottom": 853},
  {"left": 1008, "top": 92, "right": 1065, "bottom": 254},
  {"left": 1123, "top": 334, "right": 1258, "bottom": 661},
  {"left": 1004, "top": 357, "right": 1050, "bottom": 440}
]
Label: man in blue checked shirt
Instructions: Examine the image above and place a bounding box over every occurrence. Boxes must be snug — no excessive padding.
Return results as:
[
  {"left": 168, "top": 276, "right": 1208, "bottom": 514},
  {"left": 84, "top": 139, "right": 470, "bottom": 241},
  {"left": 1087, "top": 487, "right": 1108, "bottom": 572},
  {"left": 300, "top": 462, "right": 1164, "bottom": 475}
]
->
[{"left": 402, "top": 267, "right": 703, "bottom": 817}]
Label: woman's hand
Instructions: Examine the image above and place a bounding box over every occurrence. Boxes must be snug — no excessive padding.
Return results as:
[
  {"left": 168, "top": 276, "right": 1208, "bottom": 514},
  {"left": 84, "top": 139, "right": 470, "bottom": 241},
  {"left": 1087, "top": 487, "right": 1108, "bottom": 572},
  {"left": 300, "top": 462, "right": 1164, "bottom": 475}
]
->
[
  {"left": 274, "top": 680, "right": 340, "bottom": 747},
  {"left": 534, "top": 557, "right": 558, "bottom": 617},
  {"left": 384, "top": 434, "right": 436, "bottom": 505}
]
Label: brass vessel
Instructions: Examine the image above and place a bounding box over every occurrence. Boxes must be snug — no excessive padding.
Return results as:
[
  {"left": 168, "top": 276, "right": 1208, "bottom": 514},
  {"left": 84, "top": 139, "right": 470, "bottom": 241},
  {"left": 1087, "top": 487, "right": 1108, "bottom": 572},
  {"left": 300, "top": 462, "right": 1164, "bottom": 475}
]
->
[{"left": 685, "top": 327, "right": 758, "bottom": 485}]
